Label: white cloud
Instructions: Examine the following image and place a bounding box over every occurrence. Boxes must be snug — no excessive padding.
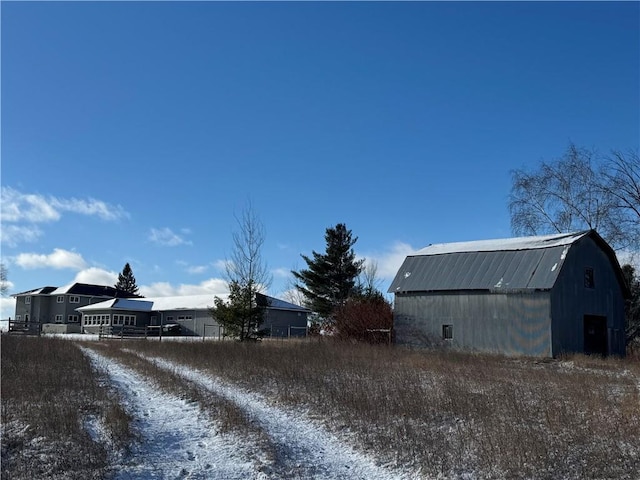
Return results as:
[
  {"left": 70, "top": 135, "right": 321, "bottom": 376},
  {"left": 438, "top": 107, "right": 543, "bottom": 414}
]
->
[
  {"left": 15, "top": 248, "right": 88, "bottom": 271},
  {"left": 0, "top": 187, "right": 128, "bottom": 247},
  {"left": 362, "top": 242, "right": 417, "bottom": 281},
  {"left": 149, "top": 227, "right": 192, "bottom": 247},
  {"left": 1, "top": 187, "right": 128, "bottom": 223},
  {"left": 50, "top": 196, "right": 128, "bottom": 221},
  {"left": 1, "top": 297, "right": 17, "bottom": 320},
  {"left": 140, "top": 277, "right": 228, "bottom": 298},
  {"left": 1, "top": 225, "right": 43, "bottom": 247},
  {"left": 186, "top": 265, "right": 208, "bottom": 274},
  {"left": 73, "top": 267, "right": 118, "bottom": 286},
  {"left": 1, "top": 187, "right": 60, "bottom": 222},
  {"left": 213, "top": 259, "right": 228, "bottom": 271},
  {"left": 272, "top": 267, "right": 291, "bottom": 278}
]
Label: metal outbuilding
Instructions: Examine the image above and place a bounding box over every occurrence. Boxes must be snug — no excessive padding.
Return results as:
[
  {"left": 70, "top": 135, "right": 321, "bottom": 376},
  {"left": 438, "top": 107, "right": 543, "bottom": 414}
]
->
[{"left": 389, "top": 230, "right": 629, "bottom": 357}]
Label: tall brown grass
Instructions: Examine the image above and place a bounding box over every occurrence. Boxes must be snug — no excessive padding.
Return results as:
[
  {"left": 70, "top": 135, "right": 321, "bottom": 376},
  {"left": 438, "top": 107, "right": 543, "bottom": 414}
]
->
[
  {"left": 129, "top": 338, "right": 640, "bottom": 480},
  {"left": 1, "top": 335, "right": 133, "bottom": 480}
]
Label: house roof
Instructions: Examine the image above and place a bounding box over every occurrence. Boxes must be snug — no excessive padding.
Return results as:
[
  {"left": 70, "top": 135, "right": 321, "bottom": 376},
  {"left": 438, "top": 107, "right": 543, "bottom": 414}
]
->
[
  {"left": 77, "top": 293, "right": 310, "bottom": 314},
  {"left": 14, "top": 283, "right": 135, "bottom": 298},
  {"left": 256, "top": 293, "right": 311, "bottom": 312},
  {"left": 13, "top": 286, "right": 57, "bottom": 296},
  {"left": 388, "top": 230, "right": 627, "bottom": 294}
]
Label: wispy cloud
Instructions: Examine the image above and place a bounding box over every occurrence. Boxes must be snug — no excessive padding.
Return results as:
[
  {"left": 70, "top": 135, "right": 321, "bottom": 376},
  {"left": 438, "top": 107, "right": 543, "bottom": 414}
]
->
[
  {"left": 149, "top": 227, "right": 192, "bottom": 247},
  {"left": 272, "top": 267, "right": 291, "bottom": 278},
  {"left": 1, "top": 187, "right": 128, "bottom": 246},
  {"left": 0, "top": 225, "right": 43, "bottom": 247},
  {"left": 1, "top": 187, "right": 128, "bottom": 223},
  {"left": 186, "top": 265, "right": 208, "bottom": 274},
  {"left": 213, "top": 259, "right": 228, "bottom": 271},
  {"left": 140, "top": 278, "right": 228, "bottom": 297},
  {"left": 14, "top": 248, "right": 88, "bottom": 271},
  {"left": 361, "top": 242, "right": 417, "bottom": 281}
]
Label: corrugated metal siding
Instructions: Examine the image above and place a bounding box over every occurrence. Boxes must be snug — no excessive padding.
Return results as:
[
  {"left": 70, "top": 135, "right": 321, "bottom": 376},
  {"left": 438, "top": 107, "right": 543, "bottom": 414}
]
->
[
  {"left": 550, "top": 237, "right": 626, "bottom": 356},
  {"left": 389, "top": 246, "right": 570, "bottom": 293},
  {"left": 394, "top": 291, "right": 552, "bottom": 356}
]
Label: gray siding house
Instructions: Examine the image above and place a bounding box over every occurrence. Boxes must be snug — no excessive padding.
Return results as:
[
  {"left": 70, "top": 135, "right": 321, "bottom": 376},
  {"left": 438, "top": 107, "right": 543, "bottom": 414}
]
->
[
  {"left": 78, "top": 293, "right": 310, "bottom": 337},
  {"left": 12, "top": 283, "right": 134, "bottom": 334},
  {"left": 389, "top": 230, "right": 628, "bottom": 357}
]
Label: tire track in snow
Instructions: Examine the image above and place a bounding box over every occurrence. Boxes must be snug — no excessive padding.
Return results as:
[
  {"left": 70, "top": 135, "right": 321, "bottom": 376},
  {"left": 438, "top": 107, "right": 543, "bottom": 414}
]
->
[
  {"left": 139, "top": 353, "right": 410, "bottom": 480},
  {"left": 82, "top": 347, "right": 262, "bottom": 480}
]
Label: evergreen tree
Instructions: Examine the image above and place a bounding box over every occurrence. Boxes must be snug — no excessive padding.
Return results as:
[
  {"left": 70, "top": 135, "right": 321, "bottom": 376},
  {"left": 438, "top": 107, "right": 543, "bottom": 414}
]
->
[
  {"left": 115, "top": 263, "right": 140, "bottom": 297},
  {"left": 292, "top": 223, "right": 364, "bottom": 319},
  {"left": 209, "top": 280, "right": 265, "bottom": 340},
  {"left": 622, "top": 264, "right": 640, "bottom": 345}
]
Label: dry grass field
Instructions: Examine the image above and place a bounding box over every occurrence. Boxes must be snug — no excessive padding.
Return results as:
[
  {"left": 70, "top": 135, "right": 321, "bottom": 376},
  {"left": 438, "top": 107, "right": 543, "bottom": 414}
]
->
[
  {"left": 2, "top": 334, "right": 639, "bottom": 479},
  {"left": 0, "top": 335, "right": 133, "bottom": 480}
]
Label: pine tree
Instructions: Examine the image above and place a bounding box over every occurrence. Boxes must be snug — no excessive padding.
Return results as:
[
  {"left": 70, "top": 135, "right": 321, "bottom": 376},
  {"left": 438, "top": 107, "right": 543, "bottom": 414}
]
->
[
  {"left": 292, "top": 223, "right": 364, "bottom": 319},
  {"left": 209, "top": 280, "right": 266, "bottom": 340},
  {"left": 115, "top": 263, "right": 140, "bottom": 297}
]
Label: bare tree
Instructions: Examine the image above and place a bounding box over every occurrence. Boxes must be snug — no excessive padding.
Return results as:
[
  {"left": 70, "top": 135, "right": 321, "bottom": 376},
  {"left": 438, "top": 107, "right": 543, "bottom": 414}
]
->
[
  {"left": 600, "top": 149, "right": 640, "bottom": 251},
  {"left": 211, "top": 202, "right": 272, "bottom": 341},
  {"left": 225, "top": 202, "right": 272, "bottom": 292},
  {"left": 509, "top": 144, "right": 638, "bottom": 250},
  {"left": 358, "top": 260, "right": 384, "bottom": 298}
]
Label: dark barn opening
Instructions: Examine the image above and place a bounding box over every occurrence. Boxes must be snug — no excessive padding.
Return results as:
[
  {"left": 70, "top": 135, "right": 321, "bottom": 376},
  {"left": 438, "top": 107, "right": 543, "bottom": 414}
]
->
[{"left": 583, "top": 315, "right": 607, "bottom": 356}]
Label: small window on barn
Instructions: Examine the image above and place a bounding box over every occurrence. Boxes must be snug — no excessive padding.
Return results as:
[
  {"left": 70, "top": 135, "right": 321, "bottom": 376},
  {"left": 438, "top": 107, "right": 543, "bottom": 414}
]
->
[
  {"left": 25, "top": 296, "right": 31, "bottom": 304},
  {"left": 584, "top": 267, "right": 595, "bottom": 289},
  {"left": 57, "top": 296, "right": 65, "bottom": 303},
  {"left": 442, "top": 324, "right": 453, "bottom": 340}
]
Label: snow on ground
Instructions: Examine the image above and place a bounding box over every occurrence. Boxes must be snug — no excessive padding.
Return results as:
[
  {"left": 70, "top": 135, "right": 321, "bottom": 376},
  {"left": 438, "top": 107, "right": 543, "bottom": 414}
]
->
[
  {"left": 82, "top": 347, "right": 263, "bottom": 480},
  {"left": 138, "top": 353, "right": 411, "bottom": 480}
]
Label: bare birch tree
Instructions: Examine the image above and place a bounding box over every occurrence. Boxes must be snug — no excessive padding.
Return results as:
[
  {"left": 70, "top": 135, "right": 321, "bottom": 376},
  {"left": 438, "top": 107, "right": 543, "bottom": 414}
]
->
[
  {"left": 509, "top": 144, "right": 639, "bottom": 251},
  {"left": 211, "top": 202, "right": 272, "bottom": 341}
]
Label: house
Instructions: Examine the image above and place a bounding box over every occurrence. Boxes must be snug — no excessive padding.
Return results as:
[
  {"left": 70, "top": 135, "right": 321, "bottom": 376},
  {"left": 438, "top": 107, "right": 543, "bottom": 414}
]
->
[
  {"left": 11, "top": 283, "right": 135, "bottom": 334},
  {"left": 77, "top": 295, "right": 220, "bottom": 336},
  {"left": 77, "top": 293, "right": 310, "bottom": 337},
  {"left": 257, "top": 293, "right": 311, "bottom": 337},
  {"left": 389, "top": 230, "right": 629, "bottom": 357}
]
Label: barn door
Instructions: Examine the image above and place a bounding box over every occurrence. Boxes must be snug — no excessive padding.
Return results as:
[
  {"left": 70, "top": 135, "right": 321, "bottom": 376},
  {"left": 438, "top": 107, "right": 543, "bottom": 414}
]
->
[{"left": 583, "top": 315, "right": 607, "bottom": 356}]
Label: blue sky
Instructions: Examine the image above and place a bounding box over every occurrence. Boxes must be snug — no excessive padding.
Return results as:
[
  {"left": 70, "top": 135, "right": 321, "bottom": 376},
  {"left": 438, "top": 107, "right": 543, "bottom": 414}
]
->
[{"left": 1, "top": 1, "right": 638, "bottom": 318}]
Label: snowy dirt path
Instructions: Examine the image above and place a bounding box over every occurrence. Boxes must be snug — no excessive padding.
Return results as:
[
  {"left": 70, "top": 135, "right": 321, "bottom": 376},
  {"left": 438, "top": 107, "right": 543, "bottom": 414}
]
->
[
  {"left": 136, "top": 353, "right": 412, "bottom": 480},
  {"left": 82, "top": 348, "right": 263, "bottom": 480}
]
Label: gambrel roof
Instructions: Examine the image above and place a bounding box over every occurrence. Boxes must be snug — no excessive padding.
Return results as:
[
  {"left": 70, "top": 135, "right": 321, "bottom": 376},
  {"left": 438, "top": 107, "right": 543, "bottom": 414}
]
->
[{"left": 389, "top": 230, "right": 627, "bottom": 295}]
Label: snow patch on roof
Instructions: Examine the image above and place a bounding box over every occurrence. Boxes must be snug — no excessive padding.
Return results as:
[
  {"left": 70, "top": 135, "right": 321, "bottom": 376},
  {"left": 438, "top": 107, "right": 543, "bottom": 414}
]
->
[{"left": 412, "top": 231, "right": 590, "bottom": 256}]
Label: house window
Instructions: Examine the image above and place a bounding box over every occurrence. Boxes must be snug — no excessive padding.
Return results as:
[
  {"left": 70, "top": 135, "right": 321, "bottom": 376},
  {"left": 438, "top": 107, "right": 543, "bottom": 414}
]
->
[
  {"left": 25, "top": 296, "right": 31, "bottom": 304},
  {"left": 584, "top": 267, "right": 595, "bottom": 289},
  {"left": 166, "top": 316, "right": 174, "bottom": 322},
  {"left": 57, "top": 296, "right": 65, "bottom": 303},
  {"left": 178, "top": 315, "right": 192, "bottom": 321},
  {"left": 68, "top": 315, "right": 79, "bottom": 323},
  {"left": 69, "top": 296, "right": 80, "bottom": 303},
  {"left": 55, "top": 315, "right": 63, "bottom": 323},
  {"left": 442, "top": 324, "right": 453, "bottom": 340}
]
